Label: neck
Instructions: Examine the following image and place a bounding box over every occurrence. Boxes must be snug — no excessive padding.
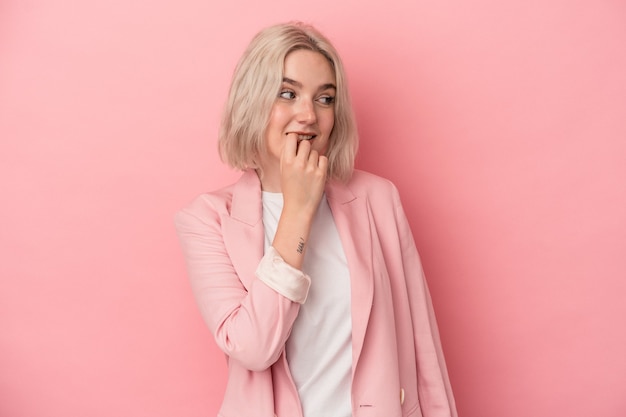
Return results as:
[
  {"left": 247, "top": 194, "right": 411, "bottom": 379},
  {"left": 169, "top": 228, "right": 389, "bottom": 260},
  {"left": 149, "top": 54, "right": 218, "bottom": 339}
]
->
[{"left": 256, "top": 168, "right": 282, "bottom": 193}]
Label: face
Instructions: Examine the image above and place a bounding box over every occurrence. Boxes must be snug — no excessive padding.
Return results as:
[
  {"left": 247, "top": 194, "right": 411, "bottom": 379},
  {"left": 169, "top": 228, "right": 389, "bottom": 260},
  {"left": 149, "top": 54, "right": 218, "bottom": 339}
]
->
[{"left": 262, "top": 49, "right": 336, "bottom": 172}]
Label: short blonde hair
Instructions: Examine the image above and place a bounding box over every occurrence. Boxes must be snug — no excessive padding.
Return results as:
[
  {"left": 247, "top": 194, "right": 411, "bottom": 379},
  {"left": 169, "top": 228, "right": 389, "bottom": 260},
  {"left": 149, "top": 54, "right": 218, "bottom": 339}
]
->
[{"left": 218, "top": 22, "right": 358, "bottom": 182}]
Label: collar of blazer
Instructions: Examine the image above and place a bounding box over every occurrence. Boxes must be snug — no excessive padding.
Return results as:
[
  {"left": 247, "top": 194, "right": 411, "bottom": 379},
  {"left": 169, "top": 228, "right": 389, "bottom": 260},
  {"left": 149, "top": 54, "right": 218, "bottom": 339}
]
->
[{"left": 229, "top": 169, "right": 359, "bottom": 224}]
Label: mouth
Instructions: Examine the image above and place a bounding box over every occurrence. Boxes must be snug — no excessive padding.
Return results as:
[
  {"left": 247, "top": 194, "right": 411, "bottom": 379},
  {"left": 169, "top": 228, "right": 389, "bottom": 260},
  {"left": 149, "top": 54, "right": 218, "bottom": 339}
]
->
[{"left": 289, "top": 132, "right": 317, "bottom": 142}]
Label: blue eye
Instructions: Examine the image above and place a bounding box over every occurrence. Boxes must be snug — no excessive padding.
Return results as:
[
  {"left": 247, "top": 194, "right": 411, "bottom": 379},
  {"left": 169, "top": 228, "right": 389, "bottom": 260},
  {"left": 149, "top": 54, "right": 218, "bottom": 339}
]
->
[{"left": 279, "top": 90, "right": 296, "bottom": 99}]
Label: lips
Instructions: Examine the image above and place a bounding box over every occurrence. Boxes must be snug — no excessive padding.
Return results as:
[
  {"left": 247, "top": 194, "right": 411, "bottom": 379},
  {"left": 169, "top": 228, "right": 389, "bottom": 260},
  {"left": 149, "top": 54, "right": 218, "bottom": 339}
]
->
[{"left": 288, "top": 132, "right": 317, "bottom": 142}]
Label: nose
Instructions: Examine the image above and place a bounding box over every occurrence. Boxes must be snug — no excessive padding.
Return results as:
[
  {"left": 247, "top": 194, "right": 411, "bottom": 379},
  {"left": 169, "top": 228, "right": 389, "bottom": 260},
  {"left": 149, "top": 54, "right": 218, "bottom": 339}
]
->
[{"left": 296, "top": 99, "right": 317, "bottom": 124}]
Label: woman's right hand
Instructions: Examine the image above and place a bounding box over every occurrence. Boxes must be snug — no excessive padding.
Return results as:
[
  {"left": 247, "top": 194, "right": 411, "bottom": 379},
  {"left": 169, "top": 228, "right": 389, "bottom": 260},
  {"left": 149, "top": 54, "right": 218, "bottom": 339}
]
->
[
  {"left": 272, "top": 133, "right": 328, "bottom": 269},
  {"left": 279, "top": 132, "right": 328, "bottom": 217}
]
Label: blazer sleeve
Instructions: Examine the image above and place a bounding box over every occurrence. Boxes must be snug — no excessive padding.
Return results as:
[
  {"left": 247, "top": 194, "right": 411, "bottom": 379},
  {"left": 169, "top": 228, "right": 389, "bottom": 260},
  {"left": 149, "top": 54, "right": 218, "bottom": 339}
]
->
[
  {"left": 392, "top": 187, "right": 458, "bottom": 417},
  {"left": 175, "top": 201, "right": 309, "bottom": 372}
]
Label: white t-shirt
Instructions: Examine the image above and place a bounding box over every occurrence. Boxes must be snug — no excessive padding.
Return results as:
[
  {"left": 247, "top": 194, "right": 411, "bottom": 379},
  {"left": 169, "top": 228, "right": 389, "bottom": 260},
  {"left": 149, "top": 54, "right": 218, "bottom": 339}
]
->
[{"left": 262, "top": 192, "right": 352, "bottom": 417}]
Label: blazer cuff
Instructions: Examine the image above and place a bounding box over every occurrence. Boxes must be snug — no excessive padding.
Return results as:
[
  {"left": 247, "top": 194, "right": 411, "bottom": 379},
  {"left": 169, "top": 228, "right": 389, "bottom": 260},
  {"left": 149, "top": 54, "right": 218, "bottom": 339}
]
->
[{"left": 256, "top": 246, "right": 311, "bottom": 304}]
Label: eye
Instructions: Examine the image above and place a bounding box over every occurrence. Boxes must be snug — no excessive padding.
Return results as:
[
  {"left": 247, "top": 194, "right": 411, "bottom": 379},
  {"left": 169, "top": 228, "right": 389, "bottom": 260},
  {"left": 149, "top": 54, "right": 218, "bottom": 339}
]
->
[
  {"left": 279, "top": 89, "right": 296, "bottom": 100},
  {"left": 318, "top": 95, "right": 335, "bottom": 105}
]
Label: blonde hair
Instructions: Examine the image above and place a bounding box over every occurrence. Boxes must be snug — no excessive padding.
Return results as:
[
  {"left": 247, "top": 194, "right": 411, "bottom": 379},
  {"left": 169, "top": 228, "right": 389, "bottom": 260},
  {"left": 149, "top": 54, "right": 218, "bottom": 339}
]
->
[{"left": 218, "top": 22, "right": 358, "bottom": 182}]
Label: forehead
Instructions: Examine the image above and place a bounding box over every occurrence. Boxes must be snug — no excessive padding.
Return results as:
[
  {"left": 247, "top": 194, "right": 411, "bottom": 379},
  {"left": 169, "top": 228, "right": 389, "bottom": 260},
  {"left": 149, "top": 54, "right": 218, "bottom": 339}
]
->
[{"left": 283, "top": 49, "right": 335, "bottom": 84}]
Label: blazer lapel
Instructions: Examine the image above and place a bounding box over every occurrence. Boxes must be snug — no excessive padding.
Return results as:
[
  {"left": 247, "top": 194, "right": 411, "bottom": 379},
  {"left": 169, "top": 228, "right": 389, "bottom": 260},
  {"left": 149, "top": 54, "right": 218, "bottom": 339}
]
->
[
  {"left": 222, "top": 170, "right": 265, "bottom": 289},
  {"left": 326, "top": 180, "right": 374, "bottom": 372}
]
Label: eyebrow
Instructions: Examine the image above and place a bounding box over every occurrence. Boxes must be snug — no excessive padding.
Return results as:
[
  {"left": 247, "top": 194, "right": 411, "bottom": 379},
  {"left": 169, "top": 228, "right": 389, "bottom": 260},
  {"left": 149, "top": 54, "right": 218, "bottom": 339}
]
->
[{"left": 283, "top": 77, "right": 336, "bottom": 91}]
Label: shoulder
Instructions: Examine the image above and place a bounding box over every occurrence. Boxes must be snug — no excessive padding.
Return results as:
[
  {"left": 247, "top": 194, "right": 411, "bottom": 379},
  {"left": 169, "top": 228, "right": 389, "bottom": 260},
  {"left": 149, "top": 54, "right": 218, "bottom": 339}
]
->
[
  {"left": 174, "top": 183, "right": 236, "bottom": 227},
  {"left": 174, "top": 170, "right": 261, "bottom": 227},
  {"left": 346, "top": 169, "right": 400, "bottom": 200},
  {"left": 326, "top": 169, "right": 404, "bottom": 216},
  {"left": 342, "top": 170, "right": 413, "bottom": 241}
]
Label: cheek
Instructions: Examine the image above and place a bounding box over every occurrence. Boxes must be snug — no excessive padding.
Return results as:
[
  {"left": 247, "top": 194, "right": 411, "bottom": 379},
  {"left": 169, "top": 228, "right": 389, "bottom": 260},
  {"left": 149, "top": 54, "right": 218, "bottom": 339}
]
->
[
  {"left": 268, "top": 105, "right": 290, "bottom": 131},
  {"left": 319, "top": 112, "right": 335, "bottom": 154},
  {"left": 318, "top": 108, "right": 335, "bottom": 133}
]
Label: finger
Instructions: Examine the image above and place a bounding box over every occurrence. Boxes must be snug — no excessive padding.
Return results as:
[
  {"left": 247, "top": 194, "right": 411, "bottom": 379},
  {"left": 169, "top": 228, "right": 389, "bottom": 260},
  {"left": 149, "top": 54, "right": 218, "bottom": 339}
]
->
[
  {"left": 316, "top": 155, "right": 328, "bottom": 183},
  {"left": 306, "top": 149, "right": 319, "bottom": 169},
  {"left": 317, "top": 155, "right": 329, "bottom": 173},
  {"left": 295, "top": 137, "right": 312, "bottom": 160},
  {"left": 282, "top": 133, "right": 298, "bottom": 159}
]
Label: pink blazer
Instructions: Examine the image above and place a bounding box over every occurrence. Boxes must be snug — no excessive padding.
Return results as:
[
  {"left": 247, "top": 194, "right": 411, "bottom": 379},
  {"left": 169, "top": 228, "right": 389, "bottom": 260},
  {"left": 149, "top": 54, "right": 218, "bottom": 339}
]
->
[{"left": 175, "top": 169, "right": 457, "bottom": 417}]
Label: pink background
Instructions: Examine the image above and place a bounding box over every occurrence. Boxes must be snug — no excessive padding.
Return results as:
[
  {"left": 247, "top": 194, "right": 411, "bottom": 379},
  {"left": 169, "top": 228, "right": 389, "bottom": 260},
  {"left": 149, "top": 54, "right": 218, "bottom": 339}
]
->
[{"left": 2, "top": 0, "right": 625, "bottom": 416}]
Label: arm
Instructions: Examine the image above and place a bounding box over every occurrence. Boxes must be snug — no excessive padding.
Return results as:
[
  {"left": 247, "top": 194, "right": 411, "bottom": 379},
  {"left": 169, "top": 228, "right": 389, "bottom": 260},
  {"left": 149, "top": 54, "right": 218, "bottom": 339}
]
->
[
  {"left": 271, "top": 133, "right": 327, "bottom": 269},
  {"left": 175, "top": 205, "right": 308, "bottom": 371},
  {"left": 175, "top": 136, "right": 326, "bottom": 371}
]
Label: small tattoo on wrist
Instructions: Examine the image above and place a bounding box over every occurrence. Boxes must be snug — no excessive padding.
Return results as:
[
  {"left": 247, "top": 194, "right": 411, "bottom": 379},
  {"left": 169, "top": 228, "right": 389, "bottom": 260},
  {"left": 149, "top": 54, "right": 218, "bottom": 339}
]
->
[{"left": 297, "top": 237, "right": 305, "bottom": 254}]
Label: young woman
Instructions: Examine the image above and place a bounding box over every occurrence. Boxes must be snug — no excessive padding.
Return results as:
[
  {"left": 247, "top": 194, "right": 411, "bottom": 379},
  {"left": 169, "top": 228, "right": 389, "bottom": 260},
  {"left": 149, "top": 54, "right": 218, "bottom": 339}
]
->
[{"left": 175, "top": 22, "right": 457, "bottom": 417}]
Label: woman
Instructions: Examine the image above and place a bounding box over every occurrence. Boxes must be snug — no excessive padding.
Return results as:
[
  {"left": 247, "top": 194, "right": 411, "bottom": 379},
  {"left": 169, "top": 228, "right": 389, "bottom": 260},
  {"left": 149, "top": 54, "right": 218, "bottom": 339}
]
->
[{"left": 175, "top": 22, "right": 457, "bottom": 417}]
